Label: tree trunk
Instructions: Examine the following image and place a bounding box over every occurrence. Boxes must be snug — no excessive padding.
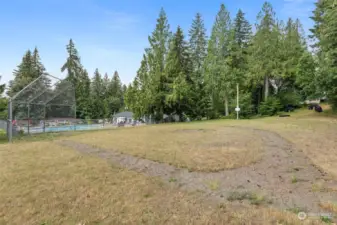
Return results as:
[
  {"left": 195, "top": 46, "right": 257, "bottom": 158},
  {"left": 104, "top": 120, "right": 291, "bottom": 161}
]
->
[
  {"left": 264, "top": 75, "right": 269, "bottom": 101},
  {"left": 224, "top": 94, "right": 229, "bottom": 116}
]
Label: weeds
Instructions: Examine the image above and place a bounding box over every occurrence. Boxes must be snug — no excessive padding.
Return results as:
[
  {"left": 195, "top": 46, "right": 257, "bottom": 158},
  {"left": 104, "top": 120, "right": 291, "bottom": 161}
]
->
[
  {"left": 320, "top": 216, "right": 332, "bottom": 223},
  {"left": 207, "top": 180, "right": 220, "bottom": 190},
  {"left": 169, "top": 177, "right": 177, "bottom": 182},
  {"left": 286, "top": 207, "right": 307, "bottom": 214},
  {"left": 291, "top": 175, "right": 298, "bottom": 183},
  {"left": 227, "top": 191, "right": 271, "bottom": 205}
]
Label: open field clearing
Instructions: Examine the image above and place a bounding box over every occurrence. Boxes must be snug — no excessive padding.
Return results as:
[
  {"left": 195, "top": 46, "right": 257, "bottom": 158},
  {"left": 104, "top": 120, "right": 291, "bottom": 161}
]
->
[
  {"left": 66, "top": 125, "right": 264, "bottom": 172},
  {"left": 0, "top": 142, "right": 323, "bottom": 225},
  {"left": 1, "top": 109, "right": 337, "bottom": 224},
  {"left": 67, "top": 108, "right": 337, "bottom": 177}
]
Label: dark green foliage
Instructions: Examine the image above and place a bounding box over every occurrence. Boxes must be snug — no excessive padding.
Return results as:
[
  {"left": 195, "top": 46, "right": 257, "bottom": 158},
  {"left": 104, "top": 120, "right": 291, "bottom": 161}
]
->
[
  {"left": 310, "top": 0, "right": 337, "bottom": 111},
  {"left": 277, "top": 91, "right": 302, "bottom": 107},
  {"left": 107, "top": 71, "right": 124, "bottom": 115},
  {"left": 61, "top": 39, "right": 90, "bottom": 118},
  {"left": 164, "top": 26, "right": 193, "bottom": 119},
  {"left": 12, "top": 2, "right": 335, "bottom": 122},
  {"left": 320, "top": 216, "right": 332, "bottom": 223},
  {"left": 147, "top": 8, "right": 171, "bottom": 121},
  {"left": 189, "top": 13, "right": 209, "bottom": 120},
  {"left": 8, "top": 48, "right": 50, "bottom": 97},
  {"left": 0, "top": 76, "right": 7, "bottom": 119},
  {"left": 90, "top": 69, "right": 105, "bottom": 118},
  {"left": 0, "top": 129, "right": 7, "bottom": 141},
  {"left": 230, "top": 92, "right": 255, "bottom": 118},
  {"left": 258, "top": 97, "right": 282, "bottom": 116},
  {"left": 76, "top": 69, "right": 91, "bottom": 118},
  {"left": 124, "top": 3, "right": 329, "bottom": 121},
  {"left": 205, "top": 4, "right": 232, "bottom": 117}
]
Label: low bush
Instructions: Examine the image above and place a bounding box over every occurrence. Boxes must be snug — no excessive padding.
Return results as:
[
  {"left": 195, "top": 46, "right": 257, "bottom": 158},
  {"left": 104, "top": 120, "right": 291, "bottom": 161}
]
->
[
  {"left": 0, "top": 129, "right": 7, "bottom": 141},
  {"left": 258, "top": 97, "right": 282, "bottom": 116}
]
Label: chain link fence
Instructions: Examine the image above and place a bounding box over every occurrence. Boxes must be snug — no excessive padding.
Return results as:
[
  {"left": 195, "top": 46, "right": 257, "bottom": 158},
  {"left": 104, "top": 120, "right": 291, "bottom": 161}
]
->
[{"left": 8, "top": 74, "right": 76, "bottom": 141}]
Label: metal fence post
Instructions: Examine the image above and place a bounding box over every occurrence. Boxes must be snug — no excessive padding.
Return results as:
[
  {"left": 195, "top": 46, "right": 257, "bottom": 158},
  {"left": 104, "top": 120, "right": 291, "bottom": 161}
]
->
[
  {"left": 43, "top": 105, "right": 46, "bottom": 133},
  {"left": 8, "top": 99, "right": 12, "bottom": 142},
  {"left": 27, "top": 105, "right": 30, "bottom": 135},
  {"left": 74, "top": 104, "right": 76, "bottom": 131}
]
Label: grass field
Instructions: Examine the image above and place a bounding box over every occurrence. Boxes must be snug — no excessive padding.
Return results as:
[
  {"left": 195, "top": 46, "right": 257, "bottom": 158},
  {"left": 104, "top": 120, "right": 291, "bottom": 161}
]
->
[
  {"left": 67, "top": 107, "right": 337, "bottom": 176},
  {"left": 1, "top": 107, "right": 336, "bottom": 224},
  {"left": 66, "top": 125, "right": 264, "bottom": 172}
]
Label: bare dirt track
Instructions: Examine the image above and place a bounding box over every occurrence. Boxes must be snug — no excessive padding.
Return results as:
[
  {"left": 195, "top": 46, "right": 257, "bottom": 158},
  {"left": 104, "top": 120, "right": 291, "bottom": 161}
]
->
[{"left": 58, "top": 126, "right": 337, "bottom": 214}]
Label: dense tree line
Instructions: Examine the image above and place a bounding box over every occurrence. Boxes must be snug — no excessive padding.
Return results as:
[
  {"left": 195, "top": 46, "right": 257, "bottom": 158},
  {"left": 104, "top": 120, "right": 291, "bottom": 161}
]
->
[
  {"left": 0, "top": 76, "right": 7, "bottom": 119},
  {"left": 310, "top": 0, "right": 337, "bottom": 110},
  {"left": 5, "top": 0, "right": 337, "bottom": 122},
  {"left": 125, "top": 1, "right": 336, "bottom": 121}
]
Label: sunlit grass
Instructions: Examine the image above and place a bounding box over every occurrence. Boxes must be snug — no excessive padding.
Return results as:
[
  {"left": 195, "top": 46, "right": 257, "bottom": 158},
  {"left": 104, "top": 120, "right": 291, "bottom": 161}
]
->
[{"left": 0, "top": 141, "right": 321, "bottom": 225}]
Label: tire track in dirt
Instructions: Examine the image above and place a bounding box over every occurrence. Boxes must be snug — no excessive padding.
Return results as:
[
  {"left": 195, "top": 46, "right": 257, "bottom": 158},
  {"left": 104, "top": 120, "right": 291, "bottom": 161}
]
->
[{"left": 56, "top": 127, "right": 337, "bottom": 213}]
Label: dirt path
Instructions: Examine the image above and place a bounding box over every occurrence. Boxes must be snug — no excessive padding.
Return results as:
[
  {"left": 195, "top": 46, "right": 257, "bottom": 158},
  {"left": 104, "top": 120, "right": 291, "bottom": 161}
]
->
[{"left": 57, "top": 127, "right": 337, "bottom": 213}]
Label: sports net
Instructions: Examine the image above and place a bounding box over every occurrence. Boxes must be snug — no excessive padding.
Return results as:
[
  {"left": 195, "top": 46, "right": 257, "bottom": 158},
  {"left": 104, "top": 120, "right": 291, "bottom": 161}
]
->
[{"left": 10, "top": 74, "right": 76, "bottom": 135}]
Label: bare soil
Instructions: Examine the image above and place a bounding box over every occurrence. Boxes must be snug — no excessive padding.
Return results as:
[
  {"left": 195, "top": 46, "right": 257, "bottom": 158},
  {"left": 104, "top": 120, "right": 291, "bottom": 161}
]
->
[{"left": 57, "top": 126, "right": 337, "bottom": 214}]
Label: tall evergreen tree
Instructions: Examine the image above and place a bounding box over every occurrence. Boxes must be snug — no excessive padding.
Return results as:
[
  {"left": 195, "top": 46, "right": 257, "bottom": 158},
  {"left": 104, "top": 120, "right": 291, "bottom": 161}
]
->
[
  {"left": 146, "top": 8, "right": 171, "bottom": 121},
  {"left": 164, "top": 26, "right": 193, "bottom": 119},
  {"left": 61, "top": 39, "right": 82, "bottom": 86},
  {"left": 189, "top": 13, "right": 207, "bottom": 73},
  {"left": 295, "top": 52, "right": 317, "bottom": 99},
  {"left": 311, "top": 0, "right": 337, "bottom": 110},
  {"left": 225, "top": 9, "right": 253, "bottom": 114},
  {"left": 189, "top": 13, "right": 209, "bottom": 119},
  {"left": 0, "top": 76, "right": 7, "bottom": 119},
  {"left": 227, "top": 9, "right": 252, "bottom": 89},
  {"left": 249, "top": 2, "right": 277, "bottom": 101},
  {"left": 107, "top": 70, "right": 123, "bottom": 115},
  {"left": 90, "top": 69, "right": 105, "bottom": 118},
  {"left": 76, "top": 69, "right": 91, "bottom": 118},
  {"left": 125, "top": 55, "right": 152, "bottom": 119},
  {"left": 61, "top": 39, "right": 93, "bottom": 118},
  {"left": 8, "top": 50, "right": 34, "bottom": 97},
  {"left": 205, "top": 4, "right": 232, "bottom": 116}
]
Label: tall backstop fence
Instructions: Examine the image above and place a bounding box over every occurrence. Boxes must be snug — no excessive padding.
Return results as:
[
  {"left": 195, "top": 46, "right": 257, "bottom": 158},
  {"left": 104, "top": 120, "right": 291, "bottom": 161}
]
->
[
  {"left": 8, "top": 74, "right": 76, "bottom": 142},
  {"left": 6, "top": 74, "right": 147, "bottom": 142}
]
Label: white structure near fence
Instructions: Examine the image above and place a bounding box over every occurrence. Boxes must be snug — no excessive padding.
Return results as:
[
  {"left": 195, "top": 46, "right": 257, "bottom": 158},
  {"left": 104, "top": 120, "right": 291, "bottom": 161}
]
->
[{"left": 112, "top": 111, "right": 134, "bottom": 124}]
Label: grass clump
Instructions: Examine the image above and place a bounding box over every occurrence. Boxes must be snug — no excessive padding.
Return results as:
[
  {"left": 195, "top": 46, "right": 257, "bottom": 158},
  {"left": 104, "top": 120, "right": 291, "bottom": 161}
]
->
[
  {"left": 320, "top": 216, "right": 333, "bottom": 224},
  {"left": 291, "top": 175, "right": 298, "bottom": 184},
  {"left": 286, "top": 207, "right": 307, "bottom": 214},
  {"left": 169, "top": 177, "right": 177, "bottom": 183},
  {"left": 207, "top": 180, "right": 220, "bottom": 190},
  {"left": 227, "top": 191, "right": 271, "bottom": 205}
]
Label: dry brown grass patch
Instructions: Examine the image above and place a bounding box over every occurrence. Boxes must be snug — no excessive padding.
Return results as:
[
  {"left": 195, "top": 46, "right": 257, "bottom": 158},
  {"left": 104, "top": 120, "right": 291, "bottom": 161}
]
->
[
  {"left": 66, "top": 126, "right": 264, "bottom": 172},
  {"left": 319, "top": 202, "right": 337, "bottom": 214},
  {"left": 0, "top": 142, "right": 323, "bottom": 225}
]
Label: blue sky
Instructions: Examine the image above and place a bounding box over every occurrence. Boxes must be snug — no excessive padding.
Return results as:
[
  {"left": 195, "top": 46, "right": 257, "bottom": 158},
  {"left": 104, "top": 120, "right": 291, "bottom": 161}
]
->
[{"left": 0, "top": 0, "right": 316, "bottom": 87}]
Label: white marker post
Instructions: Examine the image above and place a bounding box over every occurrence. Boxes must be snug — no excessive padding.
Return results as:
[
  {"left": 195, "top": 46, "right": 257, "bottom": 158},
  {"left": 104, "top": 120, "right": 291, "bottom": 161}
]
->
[{"left": 235, "top": 83, "right": 240, "bottom": 120}]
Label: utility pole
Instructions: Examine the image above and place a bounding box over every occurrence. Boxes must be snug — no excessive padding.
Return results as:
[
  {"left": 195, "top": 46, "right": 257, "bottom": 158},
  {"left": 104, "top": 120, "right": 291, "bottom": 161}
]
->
[{"left": 236, "top": 83, "right": 240, "bottom": 120}]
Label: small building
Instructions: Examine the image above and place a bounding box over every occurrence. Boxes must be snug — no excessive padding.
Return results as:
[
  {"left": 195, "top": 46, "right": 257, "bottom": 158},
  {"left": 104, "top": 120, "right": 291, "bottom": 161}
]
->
[{"left": 112, "top": 111, "right": 134, "bottom": 124}]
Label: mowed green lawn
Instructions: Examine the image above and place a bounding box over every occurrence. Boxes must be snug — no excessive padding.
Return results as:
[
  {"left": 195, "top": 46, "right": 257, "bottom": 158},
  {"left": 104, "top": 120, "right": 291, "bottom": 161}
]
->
[{"left": 0, "top": 108, "right": 335, "bottom": 224}]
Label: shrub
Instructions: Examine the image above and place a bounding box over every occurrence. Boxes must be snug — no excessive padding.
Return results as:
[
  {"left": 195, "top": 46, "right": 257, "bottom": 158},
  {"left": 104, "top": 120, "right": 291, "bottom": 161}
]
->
[
  {"left": 278, "top": 91, "right": 302, "bottom": 107},
  {"left": 258, "top": 97, "right": 282, "bottom": 116},
  {"left": 0, "top": 129, "right": 6, "bottom": 140}
]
